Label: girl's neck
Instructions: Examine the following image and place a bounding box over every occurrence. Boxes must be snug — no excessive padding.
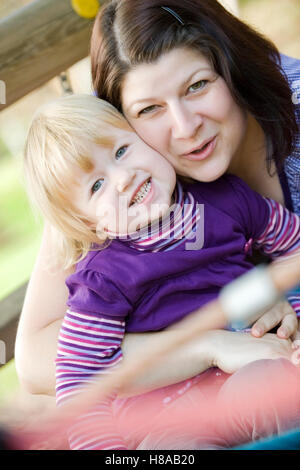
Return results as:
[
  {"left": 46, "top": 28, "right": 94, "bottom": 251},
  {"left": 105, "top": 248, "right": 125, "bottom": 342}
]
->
[{"left": 228, "top": 114, "right": 285, "bottom": 205}]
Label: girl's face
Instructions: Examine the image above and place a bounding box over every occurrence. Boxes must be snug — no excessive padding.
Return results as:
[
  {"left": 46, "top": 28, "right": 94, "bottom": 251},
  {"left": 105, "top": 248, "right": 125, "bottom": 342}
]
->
[
  {"left": 72, "top": 127, "right": 176, "bottom": 236},
  {"left": 121, "top": 47, "right": 248, "bottom": 182}
]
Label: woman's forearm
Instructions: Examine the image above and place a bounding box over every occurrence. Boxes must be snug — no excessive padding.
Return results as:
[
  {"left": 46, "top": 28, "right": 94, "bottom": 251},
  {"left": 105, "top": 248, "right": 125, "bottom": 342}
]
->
[
  {"left": 15, "top": 319, "right": 62, "bottom": 396},
  {"left": 120, "top": 330, "right": 214, "bottom": 397}
]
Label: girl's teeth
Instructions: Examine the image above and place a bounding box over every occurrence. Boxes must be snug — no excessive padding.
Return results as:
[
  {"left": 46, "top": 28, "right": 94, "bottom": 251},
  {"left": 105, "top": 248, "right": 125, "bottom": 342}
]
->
[{"left": 132, "top": 179, "right": 151, "bottom": 205}]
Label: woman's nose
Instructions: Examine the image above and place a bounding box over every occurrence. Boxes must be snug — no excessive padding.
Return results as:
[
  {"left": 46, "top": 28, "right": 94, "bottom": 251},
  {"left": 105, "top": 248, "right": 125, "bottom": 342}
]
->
[{"left": 170, "top": 102, "right": 203, "bottom": 140}]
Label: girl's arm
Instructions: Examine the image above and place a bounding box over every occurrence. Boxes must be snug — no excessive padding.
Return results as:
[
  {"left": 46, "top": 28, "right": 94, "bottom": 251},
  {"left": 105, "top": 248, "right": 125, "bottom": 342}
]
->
[
  {"left": 251, "top": 198, "right": 300, "bottom": 339},
  {"left": 15, "top": 224, "right": 213, "bottom": 397},
  {"left": 56, "top": 309, "right": 128, "bottom": 450}
]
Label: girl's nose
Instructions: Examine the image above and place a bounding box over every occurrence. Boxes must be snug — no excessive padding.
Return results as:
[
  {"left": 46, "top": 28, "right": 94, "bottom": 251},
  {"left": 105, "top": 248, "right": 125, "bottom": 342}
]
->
[
  {"left": 115, "top": 168, "right": 135, "bottom": 193},
  {"left": 170, "top": 102, "right": 203, "bottom": 140}
]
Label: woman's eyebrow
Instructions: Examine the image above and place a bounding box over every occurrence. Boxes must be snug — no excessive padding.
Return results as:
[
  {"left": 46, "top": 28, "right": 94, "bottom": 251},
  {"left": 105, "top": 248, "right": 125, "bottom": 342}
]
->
[
  {"left": 125, "top": 66, "right": 214, "bottom": 112},
  {"left": 124, "top": 97, "right": 157, "bottom": 113}
]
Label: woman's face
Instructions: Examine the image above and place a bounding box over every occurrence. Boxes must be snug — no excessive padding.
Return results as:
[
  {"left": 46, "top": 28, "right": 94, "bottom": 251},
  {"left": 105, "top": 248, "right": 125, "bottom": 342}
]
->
[{"left": 121, "top": 47, "right": 248, "bottom": 182}]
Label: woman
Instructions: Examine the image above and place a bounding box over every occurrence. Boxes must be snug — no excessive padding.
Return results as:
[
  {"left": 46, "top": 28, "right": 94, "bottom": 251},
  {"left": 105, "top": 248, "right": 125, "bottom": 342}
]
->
[{"left": 15, "top": 0, "right": 299, "bottom": 407}]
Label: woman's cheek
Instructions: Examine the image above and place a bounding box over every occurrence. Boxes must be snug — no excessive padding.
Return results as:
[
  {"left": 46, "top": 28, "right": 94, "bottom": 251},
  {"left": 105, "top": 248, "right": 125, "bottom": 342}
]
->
[{"left": 136, "top": 120, "right": 166, "bottom": 153}]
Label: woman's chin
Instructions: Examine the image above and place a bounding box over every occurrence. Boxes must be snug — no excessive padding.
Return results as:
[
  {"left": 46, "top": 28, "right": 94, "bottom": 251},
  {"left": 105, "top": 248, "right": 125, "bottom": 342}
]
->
[{"left": 190, "top": 161, "right": 229, "bottom": 183}]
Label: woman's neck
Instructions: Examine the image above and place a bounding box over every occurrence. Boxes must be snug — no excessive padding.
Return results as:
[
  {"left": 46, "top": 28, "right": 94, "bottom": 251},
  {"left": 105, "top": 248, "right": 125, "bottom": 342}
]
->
[{"left": 228, "top": 114, "right": 285, "bottom": 205}]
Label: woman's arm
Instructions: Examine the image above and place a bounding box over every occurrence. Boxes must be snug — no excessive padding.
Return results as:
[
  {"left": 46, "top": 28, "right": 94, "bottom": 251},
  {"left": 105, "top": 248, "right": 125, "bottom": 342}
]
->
[
  {"left": 15, "top": 222, "right": 297, "bottom": 397},
  {"left": 15, "top": 224, "right": 296, "bottom": 397},
  {"left": 120, "top": 318, "right": 294, "bottom": 397},
  {"left": 15, "top": 223, "right": 73, "bottom": 395}
]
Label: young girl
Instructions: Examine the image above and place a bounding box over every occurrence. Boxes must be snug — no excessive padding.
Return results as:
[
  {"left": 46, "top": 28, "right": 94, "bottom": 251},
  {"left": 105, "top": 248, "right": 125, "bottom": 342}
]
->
[{"left": 23, "top": 94, "right": 300, "bottom": 450}]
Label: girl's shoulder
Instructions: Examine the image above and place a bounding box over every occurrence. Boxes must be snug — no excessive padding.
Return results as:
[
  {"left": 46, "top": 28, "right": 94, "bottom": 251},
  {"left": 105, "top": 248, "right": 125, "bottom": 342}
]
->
[
  {"left": 183, "top": 175, "right": 269, "bottom": 240},
  {"left": 65, "top": 242, "right": 133, "bottom": 318},
  {"left": 69, "top": 240, "right": 134, "bottom": 285},
  {"left": 183, "top": 174, "right": 263, "bottom": 209}
]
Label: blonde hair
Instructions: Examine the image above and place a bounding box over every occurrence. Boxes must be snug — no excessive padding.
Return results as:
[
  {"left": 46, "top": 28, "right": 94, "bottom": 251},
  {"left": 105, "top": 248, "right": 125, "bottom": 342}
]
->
[{"left": 23, "top": 94, "right": 132, "bottom": 269}]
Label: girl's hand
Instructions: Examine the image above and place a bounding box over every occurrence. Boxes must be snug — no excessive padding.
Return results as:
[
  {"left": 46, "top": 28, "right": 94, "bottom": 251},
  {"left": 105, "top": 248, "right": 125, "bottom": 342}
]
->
[
  {"left": 210, "top": 330, "right": 293, "bottom": 374},
  {"left": 251, "top": 300, "right": 298, "bottom": 341}
]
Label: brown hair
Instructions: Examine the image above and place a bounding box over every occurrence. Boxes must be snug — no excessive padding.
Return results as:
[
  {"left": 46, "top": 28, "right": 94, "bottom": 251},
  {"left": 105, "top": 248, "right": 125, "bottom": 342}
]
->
[{"left": 91, "top": 0, "right": 298, "bottom": 172}]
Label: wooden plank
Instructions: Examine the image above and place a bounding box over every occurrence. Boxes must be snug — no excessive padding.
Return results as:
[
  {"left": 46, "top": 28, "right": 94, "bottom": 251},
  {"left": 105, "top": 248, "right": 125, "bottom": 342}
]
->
[
  {"left": 0, "top": 1, "right": 33, "bottom": 20},
  {"left": 0, "top": 0, "right": 94, "bottom": 109},
  {"left": 0, "top": 282, "right": 28, "bottom": 364}
]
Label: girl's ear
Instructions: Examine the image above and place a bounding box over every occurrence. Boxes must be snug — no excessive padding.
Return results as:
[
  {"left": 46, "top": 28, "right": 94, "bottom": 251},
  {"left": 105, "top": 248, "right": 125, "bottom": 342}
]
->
[
  {"left": 81, "top": 215, "right": 97, "bottom": 230},
  {"left": 87, "top": 220, "right": 97, "bottom": 230}
]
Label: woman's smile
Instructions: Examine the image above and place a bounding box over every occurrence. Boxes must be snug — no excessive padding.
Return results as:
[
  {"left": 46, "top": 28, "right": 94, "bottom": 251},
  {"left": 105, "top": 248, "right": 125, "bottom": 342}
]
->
[
  {"left": 122, "top": 47, "right": 248, "bottom": 182},
  {"left": 181, "top": 135, "right": 218, "bottom": 162}
]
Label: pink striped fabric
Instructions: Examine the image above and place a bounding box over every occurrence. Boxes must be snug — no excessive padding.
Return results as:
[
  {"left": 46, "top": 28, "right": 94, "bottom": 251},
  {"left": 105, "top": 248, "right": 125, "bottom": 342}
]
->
[
  {"left": 254, "top": 197, "right": 300, "bottom": 315},
  {"left": 56, "top": 310, "right": 126, "bottom": 449}
]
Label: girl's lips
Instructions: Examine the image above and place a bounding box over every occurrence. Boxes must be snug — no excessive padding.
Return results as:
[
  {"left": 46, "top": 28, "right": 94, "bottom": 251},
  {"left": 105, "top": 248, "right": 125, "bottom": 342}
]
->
[{"left": 182, "top": 136, "right": 217, "bottom": 162}]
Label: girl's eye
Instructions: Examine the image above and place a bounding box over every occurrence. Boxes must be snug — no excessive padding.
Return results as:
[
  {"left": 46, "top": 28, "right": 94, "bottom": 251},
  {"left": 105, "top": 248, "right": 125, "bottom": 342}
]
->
[
  {"left": 188, "top": 80, "right": 208, "bottom": 93},
  {"left": 91, "top": 178, "right": 104, "bottom": 194},
  {"left": 115, "top": 145, "right": 128, "bottom": 160},
  {"left": 138, "top": 105, "right": 159, "bottom": 116}
]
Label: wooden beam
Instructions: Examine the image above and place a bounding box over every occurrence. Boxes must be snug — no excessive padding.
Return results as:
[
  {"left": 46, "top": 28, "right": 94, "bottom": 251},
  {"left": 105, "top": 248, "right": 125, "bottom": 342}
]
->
[
  {"left": 0, "top": 0, "right": 95, "bottom": 109},
  {"left": 0, "top": 282, "right": 28, "bottom": 364},
  {"left": 0, "top": 1, "right": 33, "bottom": 20}
]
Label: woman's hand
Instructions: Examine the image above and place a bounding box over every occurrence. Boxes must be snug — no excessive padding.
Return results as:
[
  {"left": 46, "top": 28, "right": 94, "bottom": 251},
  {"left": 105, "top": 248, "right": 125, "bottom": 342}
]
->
[
  {"left": 251, "top": 300, "right": 299, "bottom": 341},
  {"left": 211, "top": 330, "right": 293, "bottom": 374}
]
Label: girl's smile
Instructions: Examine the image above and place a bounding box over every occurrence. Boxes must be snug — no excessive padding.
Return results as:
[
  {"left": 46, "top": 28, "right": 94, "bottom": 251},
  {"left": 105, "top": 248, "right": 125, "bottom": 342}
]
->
[
  {"left": 129, "top": 177, "right": 153, "bottom": 207},
  {"left": 72, "top": 127, "right": 176, "bottom": 236}
]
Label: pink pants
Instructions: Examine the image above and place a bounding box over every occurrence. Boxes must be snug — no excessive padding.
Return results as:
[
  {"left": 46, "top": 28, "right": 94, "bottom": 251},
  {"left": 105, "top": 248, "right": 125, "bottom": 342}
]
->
[{"left": 113, "top": 359, "right": 300, "bottom": 449}]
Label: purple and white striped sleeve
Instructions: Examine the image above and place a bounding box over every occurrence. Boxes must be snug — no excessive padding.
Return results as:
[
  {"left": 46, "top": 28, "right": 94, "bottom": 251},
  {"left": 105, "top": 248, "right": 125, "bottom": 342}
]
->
[
  {"left": 253, "top": 197, "right": 300, "bottom": 316},
  {"left": 55, "top": 309, "right": 127, "bottom": 450}
]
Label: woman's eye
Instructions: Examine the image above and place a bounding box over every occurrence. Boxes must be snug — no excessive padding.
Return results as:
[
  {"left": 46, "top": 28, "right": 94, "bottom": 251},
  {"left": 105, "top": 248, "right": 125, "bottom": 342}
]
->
[
  {"left": 138, "top": 105, "right": 159, "bottom": 116},
  {"left": 91, "top": 178, "right": 104, "bottom": 194},
  {"left": 188, "top": 80, "right": 208, "bottom": 93},
  {"left": 115, "top": 145, "right": 128, "bottom": 160}
]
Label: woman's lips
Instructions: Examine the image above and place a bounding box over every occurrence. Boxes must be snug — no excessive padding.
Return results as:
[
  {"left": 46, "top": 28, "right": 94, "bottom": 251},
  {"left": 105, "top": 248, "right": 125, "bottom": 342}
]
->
[{"left": 182, "top": 136, "right": 217, "bottom": 162}]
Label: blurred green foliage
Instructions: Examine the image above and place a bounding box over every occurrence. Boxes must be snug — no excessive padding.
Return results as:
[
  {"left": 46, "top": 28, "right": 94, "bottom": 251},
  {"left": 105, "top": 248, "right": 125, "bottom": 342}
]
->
[
  {"left": 0, "top": 360, "right": 19, "bottom": 402},
  {"left": 0, "top": 156, "right": 43, "bottom": 301}
]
